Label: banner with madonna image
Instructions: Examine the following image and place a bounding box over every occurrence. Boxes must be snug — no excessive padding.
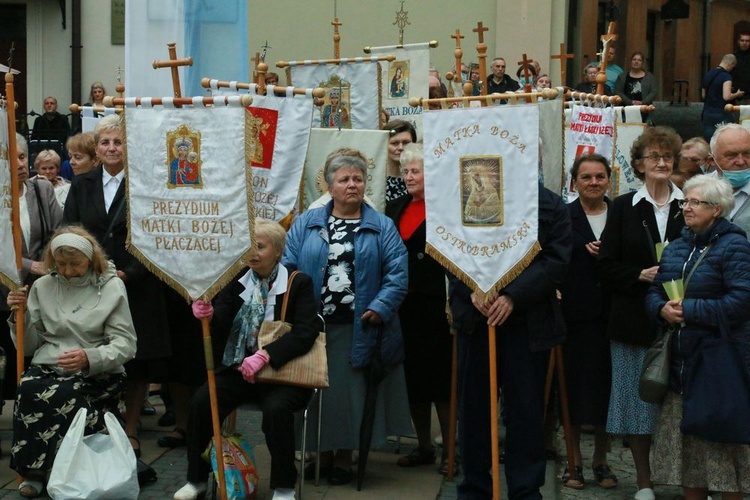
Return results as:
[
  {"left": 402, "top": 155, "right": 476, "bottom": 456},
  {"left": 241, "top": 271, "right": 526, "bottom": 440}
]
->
[
  {"left": 0, "top": 107, "right": 21, "bottom": 290},
  {"left": 124, "top": 102, "right": 254, "bottom": 301},
  {"left": 301, "top": 128, "right": 389, "bottom": 213},
  {"left": 365, "top": 42, "right": 432, "bottom": 134},
  {"left": 423, "top": 104, "right": 541, "bottom": 297},
  {"left": 286, "top": 60, "right": 381, "bottom": 130}
]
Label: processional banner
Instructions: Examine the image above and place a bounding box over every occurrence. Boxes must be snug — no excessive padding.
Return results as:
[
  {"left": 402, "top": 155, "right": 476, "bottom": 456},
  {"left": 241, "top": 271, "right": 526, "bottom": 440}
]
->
[
  {"left": 0, "top": 107, "right": 20, "bottom": 290},
  {"left": 301, "top": 129, "right": 389, "bottom": 213},
  {"left": 81, "top": 107, "right": 117, "bottom": 133},
  {"left": 125, "top": 102, "right": 253, "bottom": 301},
  {"left": 612, "top": 106, "right": 646, "bottom": 196},
  {"left": 287, "top": 61, "right": 381, "bottom": 130},
  {"left": 539, "top": 93, "right": 564, "bottom": 194},
  {"left": 423, "top": 104, "right": 541, "bottom": 295},
  {"left": 563, "top": 103, "right": 616, "bottom": 201},
  {"left": 366, "top": 43, "right": 431, "bottom": 134},
  {"left": 241, "top": 84, "right": 315, "bottom": 223},
  {"left": 739, "top": 106, "right": 750, "bottom": 130}
]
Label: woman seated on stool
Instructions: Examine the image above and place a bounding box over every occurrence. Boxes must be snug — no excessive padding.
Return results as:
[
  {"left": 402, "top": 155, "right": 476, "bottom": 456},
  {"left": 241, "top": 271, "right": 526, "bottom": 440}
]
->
[
  {"left": 5, "top": 226, "right": 136, "bottom": 498},
  {"left": 174, "top": 218, "right": 319, "bottom": 500}
]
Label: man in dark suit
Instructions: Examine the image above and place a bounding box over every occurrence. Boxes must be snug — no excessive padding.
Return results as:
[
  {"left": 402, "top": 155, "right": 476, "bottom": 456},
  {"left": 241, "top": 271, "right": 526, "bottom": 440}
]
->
[{"left": 449, "top": 185, "right": 572, "bottom": 499}]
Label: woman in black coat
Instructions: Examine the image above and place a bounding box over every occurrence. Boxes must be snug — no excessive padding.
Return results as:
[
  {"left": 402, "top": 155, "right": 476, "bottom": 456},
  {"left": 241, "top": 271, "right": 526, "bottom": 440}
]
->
[
  {"left": 385, "top": 143, "right": 454, "bottom": 475},
  {"left": 559, "top": 154, "right": 616, "bottom": 490},
  {"left": 175, "top": 218, "right": 319, "bottom": 500},
  {"left": 63, "top": 114, "right": 171, "bottom": 458}
]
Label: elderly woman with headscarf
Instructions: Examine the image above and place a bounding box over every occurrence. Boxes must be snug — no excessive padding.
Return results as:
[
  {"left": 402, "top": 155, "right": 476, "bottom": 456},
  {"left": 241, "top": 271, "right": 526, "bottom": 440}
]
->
[
  {"left": 284, "top": 147, "right": 412, "bottom": 486},
  {"left": 6, "top": 226, "right": 136, "bottom": 498}
]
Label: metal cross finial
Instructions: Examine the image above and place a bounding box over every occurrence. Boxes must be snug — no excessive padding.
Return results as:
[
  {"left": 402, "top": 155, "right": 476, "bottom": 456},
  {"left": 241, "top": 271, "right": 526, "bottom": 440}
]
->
[
  {"left": 393, "top": 1, "right": 410, "bottom": 46},
  {"left": 261, "top": 41, "right": 271, "bottom": 62},
  {"left": 6, "top": 42, "right": 15, "bottom": 72},
  {"left": 116, "top": 67, "right": 123, "bottom": 84}
]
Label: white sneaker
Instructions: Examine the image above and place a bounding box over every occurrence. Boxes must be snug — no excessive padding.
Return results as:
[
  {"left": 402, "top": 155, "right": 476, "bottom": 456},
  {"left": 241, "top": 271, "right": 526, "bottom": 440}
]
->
[
  {"left": 174, "top": 482, "right": 207, "bottom": 500},
  {"left": 273, "top": 488, "right": 296, "bottom": 500},
  {"left": 634, "top": 487, "right": 655, "bottom": 500}
]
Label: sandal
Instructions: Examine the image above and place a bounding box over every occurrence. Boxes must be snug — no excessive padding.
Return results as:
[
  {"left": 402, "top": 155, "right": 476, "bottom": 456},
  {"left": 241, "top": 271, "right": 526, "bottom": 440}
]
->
[
  {"left": 157, "top": 427, "right": 187, "bottom": 448},
  {"left": 561, "top": 465, "right": 584, "bottom": 489},
  {"left": 438, "top": 457, "right": 460, "bottom": 476},
  {"left": 18, "top": 480, "right": 43, "bottom": 499},
  {"left": 593, "top": 463, "right": 618, "bottom": 489},
  {"left": 128, "top": 435, "right": 141, "bottom": 458},
  {"left": 396, "top": 447, "right": 436, "bottom": 467}
]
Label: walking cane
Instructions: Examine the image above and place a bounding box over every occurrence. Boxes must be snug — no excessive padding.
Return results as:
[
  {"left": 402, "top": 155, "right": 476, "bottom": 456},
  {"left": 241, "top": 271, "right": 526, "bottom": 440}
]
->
[
  {"left": 200, "top": 317, "right": 227, "bottom": 500},
  {"left": 447, "top": 332, "right": 458, "bottom": 481},
  {"left": 554, "top": 345, "right": 576, "bottom": 481},
  {"left": 488, "top": 325, "right": 501, "bottom": 499},
  {"left": 543, "top": 350, "right": 555, "bottom": 420}
]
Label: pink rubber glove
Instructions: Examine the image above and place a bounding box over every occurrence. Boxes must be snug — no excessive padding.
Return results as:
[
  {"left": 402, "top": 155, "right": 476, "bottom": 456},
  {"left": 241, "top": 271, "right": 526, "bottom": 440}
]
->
[
  {"left": 238, "top": 350, "right": 270, "bottom": 383},
  {"left": 191, "top": 300, "right": 214, "bottom": 320}
]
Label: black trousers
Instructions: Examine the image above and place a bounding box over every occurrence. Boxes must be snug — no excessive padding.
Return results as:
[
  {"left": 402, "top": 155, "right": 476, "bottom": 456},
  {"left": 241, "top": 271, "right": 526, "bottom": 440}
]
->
[
  {"left": 456, "top": 322, "right": 550, "bottom": 500},
  {"left": 186, "top": 368, "right": 311, "bottom": 490}
]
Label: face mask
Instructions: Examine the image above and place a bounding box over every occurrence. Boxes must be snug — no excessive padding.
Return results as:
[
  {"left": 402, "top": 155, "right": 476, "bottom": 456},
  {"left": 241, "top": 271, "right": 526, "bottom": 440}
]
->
[
  {"left": 461, "top": 72, "right": 469, "bottom": 81},
  {"left": 719, "top": 167, "right": 750, "bottom": 187},
  {"left": 699, "top": 164, "right": 708, "bottom": 174}
]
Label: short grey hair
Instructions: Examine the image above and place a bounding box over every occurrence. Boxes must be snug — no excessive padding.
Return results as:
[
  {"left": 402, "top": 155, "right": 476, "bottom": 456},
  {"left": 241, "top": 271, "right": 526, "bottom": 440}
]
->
[
  {"left": 682, "top": 175, "right": 735, "bottom": 218},
  {"left": 254, "top": 217, "right": 286, "bottom": 254},
  {"left": 710, "top": 123, "right": 750, "bottom": 156},
  {"left": 94, "top": 114, "right": 122, "bottom": 144},
  {"left": 681, "top": 137, "right": 709, "bottom": 158},
  {"left": 323, "top": 148, "right": 368, "bottom": 186},
  {"left": 399, "top": 142, "right": 423, "bottom": 168},
  {"left": 15, "top": 133, "right": 28, "bottom": 155}
]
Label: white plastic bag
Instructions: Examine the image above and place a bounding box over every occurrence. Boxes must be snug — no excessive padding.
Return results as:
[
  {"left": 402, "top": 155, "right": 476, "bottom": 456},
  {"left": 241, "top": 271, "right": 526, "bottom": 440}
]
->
[{"left": 47, "top": 408, "right": 139, "bottom": 500}]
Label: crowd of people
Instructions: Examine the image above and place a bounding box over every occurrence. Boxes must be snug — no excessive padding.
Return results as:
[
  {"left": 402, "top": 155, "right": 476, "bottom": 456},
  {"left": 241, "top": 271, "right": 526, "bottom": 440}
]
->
[{"left": 3, "top": 45, "right": 750, "bottom": 500}]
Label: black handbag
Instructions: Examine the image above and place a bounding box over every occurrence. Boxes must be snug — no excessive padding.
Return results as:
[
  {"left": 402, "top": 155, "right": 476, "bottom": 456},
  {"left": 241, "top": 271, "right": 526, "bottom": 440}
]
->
[
  {"left": 638, "top": 326, "right": 673, "bottom": 404},
  {"left": 680, "top": 308, "right": 750, "bottom": 444}
]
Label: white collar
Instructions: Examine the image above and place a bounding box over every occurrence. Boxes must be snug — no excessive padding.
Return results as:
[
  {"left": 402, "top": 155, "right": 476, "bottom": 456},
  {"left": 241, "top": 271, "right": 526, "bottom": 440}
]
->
[
  {"left": 632, "top": 183, "right": 683, "bottom": 207},
  {"left": 102, "top": 168, "right": 124, "bottom": 184},
  {"left": 238, "top": 264, "right": 288, "bottom": 303}
]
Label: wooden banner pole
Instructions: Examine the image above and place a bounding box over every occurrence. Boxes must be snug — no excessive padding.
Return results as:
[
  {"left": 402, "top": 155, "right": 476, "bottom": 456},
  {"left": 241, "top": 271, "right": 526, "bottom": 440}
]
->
[
  {"left": 152, "top": 42, "right": 193, "bottom": 99},
  {"left": 597, "top": 22, "right": 618, "bottom": 96},
  {"left": 409, "top": 88, "right": 559, "bottom": 109},
  {"left": 565, "top": 91, "right": 622, "bottom": 105},
  {"left": 5, "top": 73, "right": 25, "bottom": 385},
  {"left": 102, "top": 95, "right": 253, "bottom": 108},
  {"left": 332, "top": 18, "right": 342, "bottom": 59},
  {"left": 551, "top": 43, "right": 575, "bottom": 88},
  {"left": 473, "top": 22, "right": 490, "bottom": 97},
  {"left": 201, "top": 317, "right": 227, "bottom": 500},
  {"left": 199, "top": 78, "right": 326, "bottom": 99},
  {"left": 277, "top": 55, "right": 396, "bottom": 68},
  {"left": 447, "top": 332, "right": 458, "bottom": 482},
  {"left": 488, "top": 325, "right": 501, "bottom": 500}
]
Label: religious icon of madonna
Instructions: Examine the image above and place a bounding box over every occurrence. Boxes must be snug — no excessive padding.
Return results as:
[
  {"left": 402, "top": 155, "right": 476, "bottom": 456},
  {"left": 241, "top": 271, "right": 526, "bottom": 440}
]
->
[{"left": 166, "top": 125, "right": 203, "bottom": 188}]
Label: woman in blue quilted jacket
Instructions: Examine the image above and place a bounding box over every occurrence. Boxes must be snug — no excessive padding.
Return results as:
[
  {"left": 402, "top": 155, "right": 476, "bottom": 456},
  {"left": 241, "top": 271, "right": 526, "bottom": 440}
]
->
[{"left": 645, "top": 175, "right": 750, "bottom": 500}]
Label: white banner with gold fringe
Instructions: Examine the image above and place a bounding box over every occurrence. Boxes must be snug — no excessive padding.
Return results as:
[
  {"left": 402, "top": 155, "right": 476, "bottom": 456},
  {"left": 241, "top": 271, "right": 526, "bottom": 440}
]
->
[
  {"left": 563, "top": 103, "right": 616, "bottom": 201},
  {"left": 367, "top": 43, "right": 431, "bottom": 135},
  {"left": 423, "top": 104, "right": 540, "bottom": 295},
  {"left": 124, "top": 104, "right": 253, "bottom": 301},
  {"left": 244, "top": 85, "right": 315, "bottom": 224},
  {"left": 301, "top": 128, "right": 389, "bottom": 213},
  {"left": 287, "top": 61, "right": 381, "bottom": 130},
  {"left": 0, "top": 107, "right": 20, "bottom": 290},
  {"left": 612, "top": 106, "right": 646, "bottom": 196}
]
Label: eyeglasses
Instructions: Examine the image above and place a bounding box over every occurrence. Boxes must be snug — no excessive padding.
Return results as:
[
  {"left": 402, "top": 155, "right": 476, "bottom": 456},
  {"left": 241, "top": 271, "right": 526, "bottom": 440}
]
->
[
  {"left": 642, "top": 153, "right": 675, "bottom": 163},
  {"left": 678, "top": 198, "right": 715, "bottom": 209}
]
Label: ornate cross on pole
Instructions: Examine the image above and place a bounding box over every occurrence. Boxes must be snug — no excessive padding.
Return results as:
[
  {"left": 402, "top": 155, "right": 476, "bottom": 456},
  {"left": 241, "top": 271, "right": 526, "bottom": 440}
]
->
[
  {"left": 597, "top": 21, "right": 617, "bottom": 95},
  {"left": 551, "top": 42, "right": 574, "bottom": 88},
  {"left": 451, "top": 29, "right": 465, "bottom": 83},
  {"left": 152, "top": 42, "right": 193, "bottom": 99},
  {"left": 473, "top": 21, "right": 489, "bottom": 96},
  {"left": 331, "top": 18, "right": 342, "bottom": 59},
  {"left": 393, "top": 1, "right": 410, "bottom": 46},
  {"left": 115, "top": 67, "right": 125, "bottom": 110},
  {"left": 261, "top": 40, "right": 271, "bottom": 62},
  {"left": 517, "top": 53, "right": 534, "bottom": 96},
  {"left": 251, "top": 52, "right": 261, "bottom": 83}
]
